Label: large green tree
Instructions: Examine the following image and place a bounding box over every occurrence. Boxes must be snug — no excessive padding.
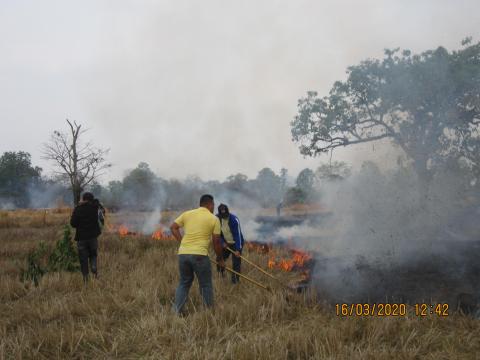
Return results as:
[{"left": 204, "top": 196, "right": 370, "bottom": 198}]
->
[
  {"left": 122, "top": 162, "right": 161, "bottom": 210},
  {"left": 291, "top": 40, "right": 480, "bottom": 191},
  {"left": 255, "top": 167, "right": 282, "bottom": 207},
  {"left": 0, "top": 151, "right": 42, "bottom": 207},
  {"left": 225, "top": 173, "right": 249, "bottom": 192},
  {"left": 296, "top": 168, "right": 315, "bottom": 193}
]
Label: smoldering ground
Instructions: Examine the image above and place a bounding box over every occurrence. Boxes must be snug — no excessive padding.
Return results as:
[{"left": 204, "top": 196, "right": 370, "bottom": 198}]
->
[{"left": 273, "top": 160, "right": 480, "bottom": 308}]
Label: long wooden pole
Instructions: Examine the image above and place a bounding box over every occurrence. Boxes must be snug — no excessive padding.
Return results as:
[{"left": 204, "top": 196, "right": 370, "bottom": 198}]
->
[
  {"left": 210, "top": 258, "right": 271, "bottom": 292},
  {"left": 226, "top": 247, "right": 294, "bottom": 290},
  {"left": 226, "top": 247, "right": 280, "bottom": 282}
]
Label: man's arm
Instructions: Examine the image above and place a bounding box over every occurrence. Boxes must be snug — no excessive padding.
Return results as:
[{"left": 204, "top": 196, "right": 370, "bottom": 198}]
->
[
  {"left": 70, "top": 207, "right": 79, "bottom": 228},
  {"left": 212, "top": 234, "right": 225, "bottom": 268},
  {"left": 212, "top": 218, "right": 225, "bottom": 267},
  {"left": 212, "top": 234, "right": 223, "bottom": 258},
  {"left": 170, "top": 222, "right": 182, "bottom": 241}
]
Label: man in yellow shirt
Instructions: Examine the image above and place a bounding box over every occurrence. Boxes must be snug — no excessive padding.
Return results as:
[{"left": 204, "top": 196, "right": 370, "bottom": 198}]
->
[{"left": 170, "top": 194, "right": 224, "bottom": 314}]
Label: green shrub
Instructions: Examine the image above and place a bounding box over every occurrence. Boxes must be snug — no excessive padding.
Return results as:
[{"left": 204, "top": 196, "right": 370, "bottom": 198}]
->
[
  {"left": 21, "top": 225, "right": 79, "bottom": 286},
  {"left": 48, "top": 226, "right": 79, "bottom": 272},
  {"left": 21, "top": 242, "right": 48, "bottom": 286}
]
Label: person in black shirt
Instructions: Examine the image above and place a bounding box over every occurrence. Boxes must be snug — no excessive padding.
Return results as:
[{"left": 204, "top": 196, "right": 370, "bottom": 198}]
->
[{"left": 70, "top": 192, "right": 103, "bottom": 283}]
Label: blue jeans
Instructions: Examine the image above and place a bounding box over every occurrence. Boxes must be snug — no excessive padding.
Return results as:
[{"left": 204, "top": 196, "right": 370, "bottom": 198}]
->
[{"left": 174, "top": 254, "right": 213, "bottom": 314}]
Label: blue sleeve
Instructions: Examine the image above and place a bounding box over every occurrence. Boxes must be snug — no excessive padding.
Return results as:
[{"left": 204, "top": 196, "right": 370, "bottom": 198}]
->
[{"left": 230, "top": 215, "right": 243, "bottom": 250}]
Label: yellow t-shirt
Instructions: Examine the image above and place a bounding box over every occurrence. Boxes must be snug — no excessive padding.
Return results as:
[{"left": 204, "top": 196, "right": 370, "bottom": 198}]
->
[
  {"left": 220, "top": 218, "right": 234, "bottom": 244},
  {"left": 175, "top": 207, "right": 221, "bottom": 256}
]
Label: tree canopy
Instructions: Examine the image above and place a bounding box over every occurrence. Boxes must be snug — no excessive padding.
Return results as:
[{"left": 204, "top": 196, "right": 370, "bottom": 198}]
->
[
  {"left": 0, "top": 151, "right": 42, "bottom": 207},
  {"left": 296, "top": 168, "right": 315, "bottom": 192},
  {"left": 291, "top": 40, "right": 480, "bottom": 185},
  {"left": 255, "top": 167, "right": 282, "bottom": 207},
  {"left": 122, "top": 162, "right": 161, "bottom": 209},
  {"left": 316, "top": 161, "right": 352, "bottom": 182}
]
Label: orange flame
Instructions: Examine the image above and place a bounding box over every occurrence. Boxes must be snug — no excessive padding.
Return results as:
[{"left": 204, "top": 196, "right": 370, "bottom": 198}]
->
[
  {"left": 265, "top": 248, "right": 312, "bottom": 272},
  {"left": 118, "top": 225, "right": 129, "bottom": 237},
  {"left": 151, "top": 229, "right": 163, "bottom": 240},
  {"left": 291, "top": 250, "right": 312, "bottom": 268},
  {"left": 279, "top": 259, "right": 294, "bottom": 272},
  {"left": 151, "top": 227, "right": 175, "bottom": 241}
]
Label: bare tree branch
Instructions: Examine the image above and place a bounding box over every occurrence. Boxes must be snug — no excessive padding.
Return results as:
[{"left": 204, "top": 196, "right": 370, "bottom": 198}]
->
[{"left": 42, "top": 119, "right": 111, "bottom": 205}]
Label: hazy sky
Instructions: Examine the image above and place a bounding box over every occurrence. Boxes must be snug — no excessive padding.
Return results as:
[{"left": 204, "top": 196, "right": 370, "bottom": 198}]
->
[{"left": 1, "top": 0, "right": 478, "bottom": 182}]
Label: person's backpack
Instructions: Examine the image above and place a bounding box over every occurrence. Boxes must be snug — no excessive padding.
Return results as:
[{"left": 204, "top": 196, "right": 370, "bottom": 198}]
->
[
  {"left": 93, "top": 199, "right": 106, "bottom": 231},
  {"left": 98, "top": 208, "right": 105, "bottom": 230}
]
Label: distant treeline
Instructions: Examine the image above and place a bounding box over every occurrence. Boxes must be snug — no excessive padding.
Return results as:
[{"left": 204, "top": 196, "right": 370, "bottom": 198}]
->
[
  {"left": 0, "top": 152, "right": 351, "bottom": 210},
  {"left": 0, "top": 151, "right": 70, "bottom": 209}
]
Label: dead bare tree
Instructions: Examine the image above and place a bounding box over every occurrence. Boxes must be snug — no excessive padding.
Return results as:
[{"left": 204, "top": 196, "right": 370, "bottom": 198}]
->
[{"left": 43, "top": 119, "right": 111, "bottom": 205}]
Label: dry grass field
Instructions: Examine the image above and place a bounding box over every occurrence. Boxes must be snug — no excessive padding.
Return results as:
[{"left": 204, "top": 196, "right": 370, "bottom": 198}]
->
[{"left": 1, "top": 209, "right": 480, "bottom": 359}]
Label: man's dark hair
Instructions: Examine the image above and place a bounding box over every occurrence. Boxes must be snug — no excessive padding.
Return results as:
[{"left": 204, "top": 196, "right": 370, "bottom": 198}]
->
[
  {"left": 82, "top": 192, "right": 94, "bottom": 202},
  {"left": 218, "top": 203, "right": 229, "bottom": 216},
  {"left": 199, "top": 194, "right": 214, "bottom": 206}
]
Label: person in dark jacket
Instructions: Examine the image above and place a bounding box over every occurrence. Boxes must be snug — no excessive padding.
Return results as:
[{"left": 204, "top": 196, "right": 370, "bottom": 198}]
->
[
  {"left": 216, "top": 203, "right": 245, "bottom": 284},
  {"left": 70, "top": 192, "right": 102, "bottom": 282}
]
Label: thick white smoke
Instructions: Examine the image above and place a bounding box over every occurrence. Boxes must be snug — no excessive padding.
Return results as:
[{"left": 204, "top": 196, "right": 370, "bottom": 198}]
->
[{"left": 273, "top": 158, "right": 479, "bottom": 304}]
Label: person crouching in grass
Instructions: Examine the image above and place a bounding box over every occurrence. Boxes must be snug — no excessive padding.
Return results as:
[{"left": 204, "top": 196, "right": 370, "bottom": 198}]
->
[{"left": 170, "top": 194, "right": 224, "bottom": 315}]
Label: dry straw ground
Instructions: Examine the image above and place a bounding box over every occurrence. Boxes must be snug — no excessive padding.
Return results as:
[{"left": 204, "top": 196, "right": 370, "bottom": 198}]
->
[{"left": 1, "top": 210, "right": 479, "bottom": 359}]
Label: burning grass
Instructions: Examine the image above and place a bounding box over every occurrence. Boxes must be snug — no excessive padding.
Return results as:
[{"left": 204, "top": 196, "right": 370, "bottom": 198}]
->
[
  {"left": 246, "top": 241, "right": 314, "bottom": 285},
  {"left": 1, "top": 210, "right": 480, "bottom": 359},
  {"left": 113, "top": 223, "right": 176, "bottom": 241}
]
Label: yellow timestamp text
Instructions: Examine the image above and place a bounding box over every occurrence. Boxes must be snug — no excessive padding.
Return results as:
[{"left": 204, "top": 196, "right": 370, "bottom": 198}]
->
[
  {"left": 335, "top": 303, "right": 450, "bottom": 317},
  {"left": 414, "top": 303, "right": 449, "bottom": 317},
  {"left": 335, "top": 303, "right": 407, "bottom": 317}
]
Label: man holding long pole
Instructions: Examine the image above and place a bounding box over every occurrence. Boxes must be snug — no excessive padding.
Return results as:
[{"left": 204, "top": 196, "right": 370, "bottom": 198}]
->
[
  {"left": 216, "top": 203, "right": 245, "bottom": 284},
  {"left": 170, "top": 194, "right": 224, "bottom": 315}
]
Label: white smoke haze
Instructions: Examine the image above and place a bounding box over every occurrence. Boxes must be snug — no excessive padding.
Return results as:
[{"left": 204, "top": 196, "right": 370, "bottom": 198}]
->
[
  {"left": 274, "top": 225, "right": 322, "bottom": 242},
  {"left": 141, "top": 207, "right": 162, "bottom": 234},
  {"left": 215, "top": 189, "right": 263, "bottom": 225},
  {"left": 27, "top": 182, "right": 67, "bottom": 209},
  {"left": 237, "top": 219, "right": 260, "bottom": 242},
  {"left": 269, "top": 156, "right": 479, "bottom": 303},
  {"left": 1, "top": 1, "right": 479, "bottom": 180},
  {"left": 0, "top": 199, "right": 16, "bottom": 210}
]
